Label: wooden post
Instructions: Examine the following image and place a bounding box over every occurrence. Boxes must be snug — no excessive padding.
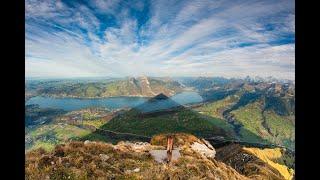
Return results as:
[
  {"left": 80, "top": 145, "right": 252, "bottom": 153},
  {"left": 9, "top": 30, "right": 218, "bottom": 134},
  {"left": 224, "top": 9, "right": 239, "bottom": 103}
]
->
[{"left": 166, "top": 135, "right": 173, "bottom": 163}]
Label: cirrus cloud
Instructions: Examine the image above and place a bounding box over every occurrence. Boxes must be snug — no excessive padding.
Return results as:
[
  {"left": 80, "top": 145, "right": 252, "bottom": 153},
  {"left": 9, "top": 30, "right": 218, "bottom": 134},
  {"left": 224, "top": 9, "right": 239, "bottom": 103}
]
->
[{"left": 26, "top": 0, "right": 295, "bottom": 80}]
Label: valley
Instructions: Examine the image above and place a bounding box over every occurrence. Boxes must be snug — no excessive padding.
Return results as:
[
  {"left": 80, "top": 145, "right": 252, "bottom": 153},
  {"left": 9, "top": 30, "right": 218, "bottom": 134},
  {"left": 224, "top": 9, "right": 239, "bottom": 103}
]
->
[
  {"left": 25, "top": 76, "right": 295, "bottom": 179},
  {"left": 25, "top": 76, "right": 295, "bottom": 150}
]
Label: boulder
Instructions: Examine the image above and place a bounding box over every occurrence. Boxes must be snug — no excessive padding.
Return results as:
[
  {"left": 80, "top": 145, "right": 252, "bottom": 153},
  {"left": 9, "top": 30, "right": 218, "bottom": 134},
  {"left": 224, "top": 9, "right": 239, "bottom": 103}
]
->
[
  {"left": 84, "top": 140, "right": 90, "bottom": 145},
  {"left": 191, "top": 142, "right": 216, "bottom": 159}
]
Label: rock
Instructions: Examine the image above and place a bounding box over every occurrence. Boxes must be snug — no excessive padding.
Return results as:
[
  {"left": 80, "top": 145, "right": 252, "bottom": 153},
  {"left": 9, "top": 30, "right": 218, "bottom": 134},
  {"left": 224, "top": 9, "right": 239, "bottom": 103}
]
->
[
  {"left": 115, "top": 141, "right": 152, "bottom": 153},
  {"left": 84, "top": 140, "right": 90, "bottom": 145},
  {"left": 133, "top": 168, "right": 140, "bottom": 172},
  {"left": 201, "top": 138, "right": 214, "bottom": 150},
  {"left": 65, "top": 162, "right": 70, "bottom": 167},
  {"left": 125, "top": 168, "right": 140, "bottom": 174},
  {"left": 149, "top": 149, "right": 181, "bottom": 163},
  {"left": 125, "top": 170, "right": 132, "bottom": 174},
  {"left": 99, "top": 154, "right": 110, "bottom": 162},
  {"left": 191, "top": 142, "right": 216, "bottom": 159}
]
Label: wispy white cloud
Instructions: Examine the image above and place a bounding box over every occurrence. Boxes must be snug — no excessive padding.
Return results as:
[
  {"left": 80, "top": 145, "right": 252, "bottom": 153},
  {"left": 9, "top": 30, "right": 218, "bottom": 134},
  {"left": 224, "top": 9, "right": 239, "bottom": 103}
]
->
[{"left": 25, "top": 0, "right": 295, "bottom": 79}]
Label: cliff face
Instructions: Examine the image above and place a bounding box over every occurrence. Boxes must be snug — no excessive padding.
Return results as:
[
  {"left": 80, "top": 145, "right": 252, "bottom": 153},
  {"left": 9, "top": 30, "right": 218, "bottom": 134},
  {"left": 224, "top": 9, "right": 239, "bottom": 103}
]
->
[{"left": 25, "top": 133, "right": 294, "bottom": 180}]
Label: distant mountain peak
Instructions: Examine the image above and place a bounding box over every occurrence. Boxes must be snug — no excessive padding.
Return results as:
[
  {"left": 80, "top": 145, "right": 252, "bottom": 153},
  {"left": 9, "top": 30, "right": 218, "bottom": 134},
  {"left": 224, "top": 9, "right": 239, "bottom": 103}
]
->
[
  {"left": 151, "top": 93, "right": 169, "bottom": 100},
  {"left": 134, "top": 93, "right": 183, "bottom": 113}
]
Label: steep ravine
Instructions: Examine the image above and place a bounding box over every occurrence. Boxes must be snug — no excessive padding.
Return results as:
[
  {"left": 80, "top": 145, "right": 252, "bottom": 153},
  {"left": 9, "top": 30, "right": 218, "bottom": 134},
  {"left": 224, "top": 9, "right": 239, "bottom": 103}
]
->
[{"left": 222, "top": 109, "right": 242, "bottom": 139}]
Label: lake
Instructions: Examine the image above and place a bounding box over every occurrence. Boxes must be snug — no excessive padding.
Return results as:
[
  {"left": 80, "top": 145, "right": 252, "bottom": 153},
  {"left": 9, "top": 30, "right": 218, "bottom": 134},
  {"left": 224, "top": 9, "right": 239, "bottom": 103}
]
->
[{"left": 26, "top": 91, "right": 203, "bottom": 111}]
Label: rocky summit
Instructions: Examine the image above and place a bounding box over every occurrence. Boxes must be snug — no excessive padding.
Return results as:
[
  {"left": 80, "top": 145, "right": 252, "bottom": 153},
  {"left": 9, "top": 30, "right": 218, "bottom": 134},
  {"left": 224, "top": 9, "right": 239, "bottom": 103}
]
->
[{"left": 25, "top": 133, "right": 294, "bottom": 180}]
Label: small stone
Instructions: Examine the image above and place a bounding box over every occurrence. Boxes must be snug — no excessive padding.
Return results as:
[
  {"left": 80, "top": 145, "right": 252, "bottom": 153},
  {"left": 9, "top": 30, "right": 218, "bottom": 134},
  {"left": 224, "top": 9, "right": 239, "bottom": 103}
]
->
[
  {"left": 133, "top": 168, "right": 140, "bottom": 173},
  {"left": 84, "top": 140, "right": 90, "bottom": 145},
  {"left": 65, "top": 162, "right": 70, "bottom": 167},
  {"left": 51, "top": 161, "right": 55, "bottom": 165},
  {"left": 125, "top": 170, "right": 132, "bottom": 174},
  {"left": 99, "top": 154, "right": 110, "bottom": 161}
]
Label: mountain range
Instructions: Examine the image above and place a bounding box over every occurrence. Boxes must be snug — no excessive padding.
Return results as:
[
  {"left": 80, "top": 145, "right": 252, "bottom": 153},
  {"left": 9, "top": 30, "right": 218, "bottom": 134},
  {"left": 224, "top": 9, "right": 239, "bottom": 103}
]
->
[
  {"left": 25, "top": 76, "right": 183, "bottom": 99},
  {"left": 25, "top": 76, "right": 295, "bottom": 179}
]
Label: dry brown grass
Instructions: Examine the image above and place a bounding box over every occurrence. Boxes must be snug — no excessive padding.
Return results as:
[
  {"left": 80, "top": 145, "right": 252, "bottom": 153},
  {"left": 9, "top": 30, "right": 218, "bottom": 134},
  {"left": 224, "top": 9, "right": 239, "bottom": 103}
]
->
[
  {"left": 26, "top": 133, "right": 291, "bottom": 180},
  {"left": 26, "top": 137, "right": 249, "bottom": 180},
  {"left": 243, "top": 147, "right": 294, "bottom": 180},
  {"left": 150, "top": 133, "right": 201, "bottom": 147},
  {"left": 216, "top": 144, "right": 294, "bottom": 180}
]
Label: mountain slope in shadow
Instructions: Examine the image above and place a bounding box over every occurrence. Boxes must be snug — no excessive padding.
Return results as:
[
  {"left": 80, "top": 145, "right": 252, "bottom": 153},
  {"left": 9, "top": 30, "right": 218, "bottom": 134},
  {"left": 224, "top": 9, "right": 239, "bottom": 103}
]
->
[
  {"left": 99, "top": 93, "right": 233, "bottom": 137},
  {"left": 82, "top": 93, "right": 270, "bottom": 146},
  {"left": 133, "top": 93, "right": 184, "bottom": 113}
]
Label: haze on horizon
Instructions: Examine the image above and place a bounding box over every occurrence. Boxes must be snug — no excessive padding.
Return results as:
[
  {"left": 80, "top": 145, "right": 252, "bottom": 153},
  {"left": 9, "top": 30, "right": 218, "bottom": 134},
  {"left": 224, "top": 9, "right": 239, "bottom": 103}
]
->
[{"left": 26, "top": 0, "right": 295, "bottom": 80}]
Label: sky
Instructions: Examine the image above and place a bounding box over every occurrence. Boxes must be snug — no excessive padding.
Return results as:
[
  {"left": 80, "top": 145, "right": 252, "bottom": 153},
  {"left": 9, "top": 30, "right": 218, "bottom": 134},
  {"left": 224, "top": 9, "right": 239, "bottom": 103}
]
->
[{"left": 25, "top": 0, "right": 295, "bottom": 80}]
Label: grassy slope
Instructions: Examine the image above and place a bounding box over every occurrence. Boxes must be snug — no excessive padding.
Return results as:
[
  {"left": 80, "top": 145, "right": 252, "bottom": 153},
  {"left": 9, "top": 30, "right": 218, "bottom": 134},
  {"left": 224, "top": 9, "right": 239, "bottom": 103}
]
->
[
  {"left": 101, "top": 80, "right": 131, "bottom": 97},
  {"left": 263, "top": 110, "right": 295, "bottom": 149},
  {"left": 195, "top": 95, "right": 271, "bottom": 143},
  {"left": 26, "top": 117, "right": 109, "bottom": 151},
  {"left": 243, "top": 147, "right": 294, "bottom": 180},
  {"left": 230, "top": 101, "right": 295, "bottom": 149},
  {"left": 26, "top": 106, "right": 114, "bottom": 151},
  {"left": 196, "top": 95, "right": 238, "bottom": 119},
  {"left": 100, "top": 109, "right": 235, "bottom": 138},
  {"left": 26, "top": 124, "right": 92, "bottom": 151},
  {"left": 230, "top": 101, "right": 271, "bottom": 143},
  {"left": 25, "top": 140, "right": 247, "bottom": 180},
  {"left": 82, "top": 119, "right": 106, "bottom": 128},
  {"left": 216, "top": 144, "right": 294, "bottom": 180}
]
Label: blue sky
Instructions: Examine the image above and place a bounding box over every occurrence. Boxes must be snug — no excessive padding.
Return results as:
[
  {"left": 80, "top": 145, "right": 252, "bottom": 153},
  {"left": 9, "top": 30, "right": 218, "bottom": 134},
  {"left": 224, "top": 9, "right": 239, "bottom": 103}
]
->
[{"left": 25, "top": 0, "right": 295, "bottom": 79}]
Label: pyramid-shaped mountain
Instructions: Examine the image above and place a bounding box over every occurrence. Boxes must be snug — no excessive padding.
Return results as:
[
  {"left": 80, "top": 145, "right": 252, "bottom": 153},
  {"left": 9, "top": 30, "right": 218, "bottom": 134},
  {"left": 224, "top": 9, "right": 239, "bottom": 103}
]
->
[
  {"left": 94, "top": 93, "right": 236, "bottom": 140},
  {"left": 134, "top": 93, "right": 184, "bottom": 113}
]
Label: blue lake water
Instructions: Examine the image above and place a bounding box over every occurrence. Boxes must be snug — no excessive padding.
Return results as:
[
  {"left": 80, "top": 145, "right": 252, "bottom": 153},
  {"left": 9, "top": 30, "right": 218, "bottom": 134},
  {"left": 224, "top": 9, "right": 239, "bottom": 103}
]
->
[
  {"left": 171, "top": 91, "right": 203, "bottom": 105},
  {"left": 26, "top": 91, "right": 203, "bottom": 111}
]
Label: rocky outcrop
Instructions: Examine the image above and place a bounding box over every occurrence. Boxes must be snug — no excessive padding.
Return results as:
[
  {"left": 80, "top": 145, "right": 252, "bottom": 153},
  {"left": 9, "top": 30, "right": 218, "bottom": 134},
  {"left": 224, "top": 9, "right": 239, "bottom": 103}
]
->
[
  {"left": 26, "top": 134, "right": 247, "bottom": 179},
  {"left": 25, "top": 133, "right": 294, "bottom": 180},
  {"left": 191, "top": 141, "right": 216, "bottom": 159},
  {"left": 138, "top": 76, "right": 156, "bottom": 96}
]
